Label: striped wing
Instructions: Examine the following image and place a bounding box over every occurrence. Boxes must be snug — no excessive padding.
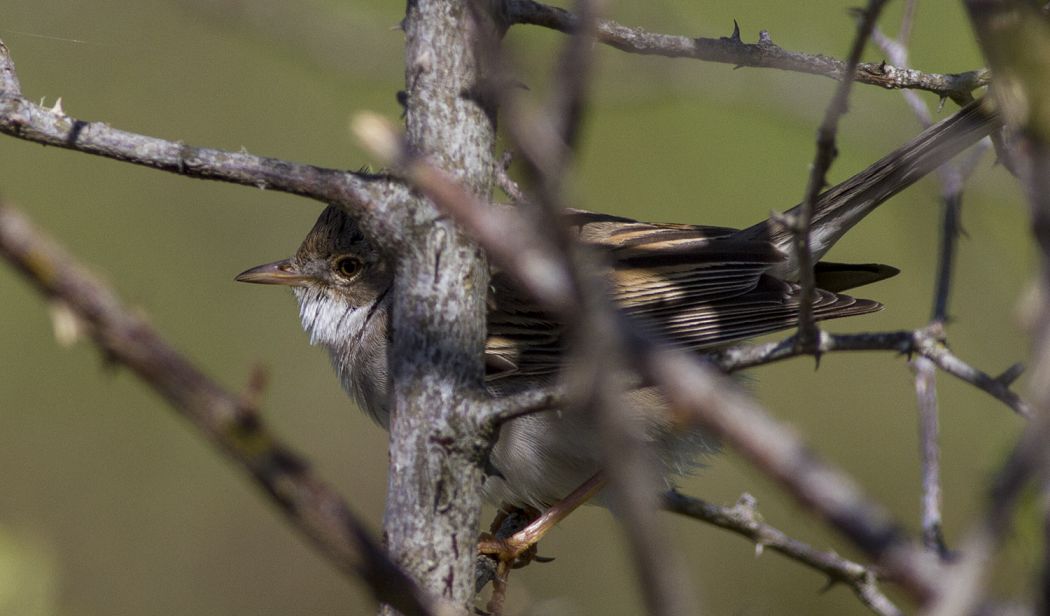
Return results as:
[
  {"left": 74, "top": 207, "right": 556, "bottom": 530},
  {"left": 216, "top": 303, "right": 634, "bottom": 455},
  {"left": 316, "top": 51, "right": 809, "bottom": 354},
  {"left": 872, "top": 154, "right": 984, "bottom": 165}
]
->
[{"left": 485, "top": 210, "right": 883, "bottom": 380}]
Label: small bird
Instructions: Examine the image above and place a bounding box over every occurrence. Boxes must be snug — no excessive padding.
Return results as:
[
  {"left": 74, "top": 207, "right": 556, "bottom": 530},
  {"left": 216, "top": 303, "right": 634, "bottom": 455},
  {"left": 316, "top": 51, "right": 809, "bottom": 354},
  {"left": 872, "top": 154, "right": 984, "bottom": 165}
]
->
[{"left": 237, "top": 101, "right": 996, "bottom": 514}]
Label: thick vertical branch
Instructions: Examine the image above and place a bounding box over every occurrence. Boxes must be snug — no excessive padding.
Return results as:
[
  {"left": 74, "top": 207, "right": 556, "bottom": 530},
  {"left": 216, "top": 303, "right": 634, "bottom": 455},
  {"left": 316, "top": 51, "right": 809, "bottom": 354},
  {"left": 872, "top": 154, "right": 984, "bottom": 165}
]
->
[{"left": 381, "top": 1, "right": 497, "bottom": 611}]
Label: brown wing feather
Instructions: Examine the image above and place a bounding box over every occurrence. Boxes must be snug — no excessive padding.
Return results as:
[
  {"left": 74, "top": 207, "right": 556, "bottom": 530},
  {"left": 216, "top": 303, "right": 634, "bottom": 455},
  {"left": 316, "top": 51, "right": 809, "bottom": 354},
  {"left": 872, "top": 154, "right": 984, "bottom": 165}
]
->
[{"left": 485, "top": 210, "right": 885, "bottom": 381}]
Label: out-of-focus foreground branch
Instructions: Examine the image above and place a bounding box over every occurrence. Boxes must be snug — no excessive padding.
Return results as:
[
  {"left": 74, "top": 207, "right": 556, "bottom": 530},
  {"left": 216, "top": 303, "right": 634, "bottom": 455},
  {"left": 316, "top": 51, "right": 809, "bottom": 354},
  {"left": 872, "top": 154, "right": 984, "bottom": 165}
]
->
[
  {"left": 922, "top": 3, "right": 1050, "bottom": 615},
  {"left": 790, "top": 0, "right": 887, "bottom": 352},
  {"left": 0, "top": 202, "right": 441, "bottom": 616},
  {"left": 354, "top": 111, "right": 943, "bottom": 606}
]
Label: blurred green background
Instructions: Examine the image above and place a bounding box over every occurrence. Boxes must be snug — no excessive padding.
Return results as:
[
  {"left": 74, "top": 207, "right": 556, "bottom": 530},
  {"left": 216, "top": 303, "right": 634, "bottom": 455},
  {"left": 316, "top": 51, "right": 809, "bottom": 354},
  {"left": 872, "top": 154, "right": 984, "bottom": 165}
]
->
[{"left": 0, "top": 1, "right": 1035, "bottom": 614}]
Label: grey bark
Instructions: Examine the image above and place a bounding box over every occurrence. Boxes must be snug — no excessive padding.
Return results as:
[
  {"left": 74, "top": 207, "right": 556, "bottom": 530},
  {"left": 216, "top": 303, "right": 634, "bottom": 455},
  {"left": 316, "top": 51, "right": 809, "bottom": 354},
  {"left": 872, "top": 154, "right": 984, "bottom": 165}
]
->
[{"left": 380, "top": 1, "right": 496, "bottom": 612}]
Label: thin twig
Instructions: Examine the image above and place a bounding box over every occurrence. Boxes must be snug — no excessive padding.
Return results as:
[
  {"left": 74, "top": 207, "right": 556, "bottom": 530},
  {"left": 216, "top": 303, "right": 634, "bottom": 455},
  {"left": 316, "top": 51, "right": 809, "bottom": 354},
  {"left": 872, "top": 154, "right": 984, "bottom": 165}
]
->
[
  {"left": 489, "top": 325, "right": 1031, "bottom": 425},
  {"left": 930, "top": 191, "right": 963, "bottom": 324},
  {"left": 925, "top": 3, "right": 1050, "bottom": 614},
  {"left": 544, "top": 0, "right": 596, "bottom": 153},
  {"left": 871, "top": 26, "right": 937, "bottom": 127},
  {"left": 0, "top": 38, "right": 389, "bottom": 229},
  {"left": 793, "top": 0, "right": 888, "bottom": 352},
  {"left": 486, "top": 385, "right": 564, "bottom": 425},
  {"left": 664, "top": 491, "right": 903, "bottom": 616},
  {"left": 874, "top": 15, "right": 959, "bottom": 564},
  {"left": 495, "top": 152, "right": 528, "bottom": 205},
  {"left": 503, "top": 0, "right": 989, "bottom": 102},
  {"left": 0, "top": 40, "right": 21, "bottom": 94},
  {"left": 0, "top": 203, "right": 439, "bottom": 616},
  {"left": 713, "top": 328, "right": 1030, "bottom": 418},
  {"left": 871, "top": 22, "right": 986, "bottom": 326},
  {"left": 912, "top": 357, "right": 948, "bottom": 556},
  {"left": 898, "top": 0, "right": 918, "bottom": 48}
]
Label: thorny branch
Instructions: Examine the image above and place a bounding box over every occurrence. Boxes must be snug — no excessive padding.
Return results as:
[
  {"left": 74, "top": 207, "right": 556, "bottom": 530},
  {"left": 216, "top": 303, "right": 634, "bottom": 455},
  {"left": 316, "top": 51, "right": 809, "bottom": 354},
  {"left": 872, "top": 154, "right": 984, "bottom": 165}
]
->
[
  {"left": 0, "top": 41, "right": 402, "bottom": 241},
  {"left": 664, "top": 491, "right": 902, "bottom": 616},
  {"left": 712, "top": 327, "right": 1030, "bottom": 418},
  {"left": 503, "top": 0, "right": 989, "bottom": 102},
  {"left": 489, "top": 324, "right": 1031, "bottom": 426}
]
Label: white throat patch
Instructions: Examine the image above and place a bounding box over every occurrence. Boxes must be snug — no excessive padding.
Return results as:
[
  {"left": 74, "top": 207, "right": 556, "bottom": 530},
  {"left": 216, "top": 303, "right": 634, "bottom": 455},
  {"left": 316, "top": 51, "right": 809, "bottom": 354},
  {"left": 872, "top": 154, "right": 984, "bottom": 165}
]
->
[{"left": 293, "top": 285, "right": 367, "bottom": 349}]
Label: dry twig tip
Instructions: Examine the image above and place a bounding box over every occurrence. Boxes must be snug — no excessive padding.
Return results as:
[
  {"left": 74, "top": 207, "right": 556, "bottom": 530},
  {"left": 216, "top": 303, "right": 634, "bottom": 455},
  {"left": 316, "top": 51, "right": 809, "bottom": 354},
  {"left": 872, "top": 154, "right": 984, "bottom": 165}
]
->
[{"left": 351, "top": 112, "right": 402, "bottom": 164}]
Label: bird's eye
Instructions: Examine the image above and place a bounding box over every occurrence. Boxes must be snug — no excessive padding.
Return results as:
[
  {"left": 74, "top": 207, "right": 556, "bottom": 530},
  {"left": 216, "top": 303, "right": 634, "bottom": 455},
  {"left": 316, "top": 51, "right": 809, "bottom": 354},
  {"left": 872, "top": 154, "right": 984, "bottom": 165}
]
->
[{"left": 336, "top": 257, "right": 364, "bottom": 278}]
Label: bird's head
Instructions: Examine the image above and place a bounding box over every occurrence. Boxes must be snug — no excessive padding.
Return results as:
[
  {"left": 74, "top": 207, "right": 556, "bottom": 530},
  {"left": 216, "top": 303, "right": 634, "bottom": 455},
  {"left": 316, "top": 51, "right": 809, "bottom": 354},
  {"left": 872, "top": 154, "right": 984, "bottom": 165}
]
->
[{"left": 235, "top": 205, "right": 392, "bottom": 350}]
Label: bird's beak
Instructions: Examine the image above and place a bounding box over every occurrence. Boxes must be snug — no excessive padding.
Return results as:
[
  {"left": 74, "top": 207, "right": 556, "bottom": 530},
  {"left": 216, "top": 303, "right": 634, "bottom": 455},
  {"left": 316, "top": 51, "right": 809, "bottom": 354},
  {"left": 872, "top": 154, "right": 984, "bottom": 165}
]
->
[{"left": 235, "top": 259, "right": 310, "bottom": 286}]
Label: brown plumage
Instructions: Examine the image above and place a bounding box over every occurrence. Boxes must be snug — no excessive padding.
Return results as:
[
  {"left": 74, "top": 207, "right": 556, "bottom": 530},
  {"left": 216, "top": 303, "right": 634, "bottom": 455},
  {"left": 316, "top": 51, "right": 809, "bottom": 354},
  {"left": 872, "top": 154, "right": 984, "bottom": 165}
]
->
[{"left": 237, "top": 99, "right": 998, "bottom": 509}]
